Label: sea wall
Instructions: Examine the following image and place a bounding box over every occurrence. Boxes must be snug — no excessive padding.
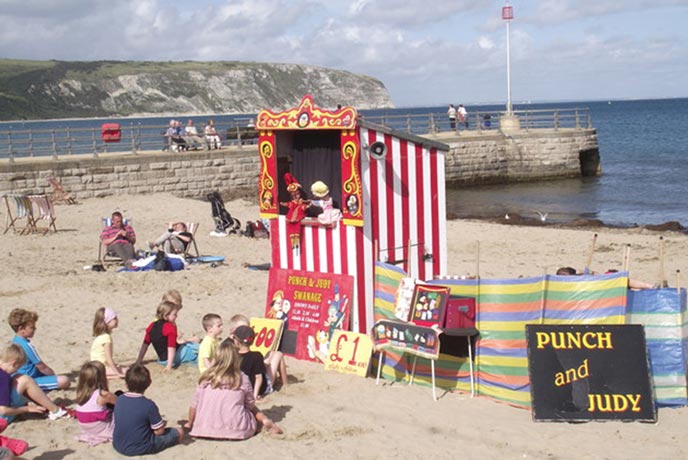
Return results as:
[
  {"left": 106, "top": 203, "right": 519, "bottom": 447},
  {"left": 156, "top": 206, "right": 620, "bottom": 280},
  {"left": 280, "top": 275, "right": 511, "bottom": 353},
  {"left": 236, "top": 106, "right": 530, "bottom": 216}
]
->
[
  {"left": 435, "top": 128, "right": 600, "bottom": 186},
  {"left": 0, "top": 148, "right": 260, "bottom": 200},
  {"left": 0, "top": 128, "right": 599, "bottom": 199}
]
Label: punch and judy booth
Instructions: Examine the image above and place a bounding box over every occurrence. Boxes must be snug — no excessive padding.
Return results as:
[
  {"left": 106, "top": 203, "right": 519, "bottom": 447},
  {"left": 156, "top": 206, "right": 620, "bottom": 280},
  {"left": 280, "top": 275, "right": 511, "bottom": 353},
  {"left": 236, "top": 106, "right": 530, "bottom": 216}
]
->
[{"left": 256, "top": 95, "right": 449, "bottom": 335}]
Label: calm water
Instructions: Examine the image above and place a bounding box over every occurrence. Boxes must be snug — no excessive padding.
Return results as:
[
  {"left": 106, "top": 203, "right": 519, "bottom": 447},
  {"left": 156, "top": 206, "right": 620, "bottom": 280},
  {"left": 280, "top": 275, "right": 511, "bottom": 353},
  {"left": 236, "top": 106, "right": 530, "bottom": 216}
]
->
[{"left": 2, "top": 98, "right": 687, "bottom": 227}]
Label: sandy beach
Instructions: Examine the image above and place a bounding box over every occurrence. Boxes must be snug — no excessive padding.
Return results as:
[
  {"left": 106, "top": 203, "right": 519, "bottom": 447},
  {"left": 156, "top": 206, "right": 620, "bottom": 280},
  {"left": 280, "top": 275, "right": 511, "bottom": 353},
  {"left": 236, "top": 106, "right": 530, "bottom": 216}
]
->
[{"left": 0, "top": 193, "right": 686, "bottom": 460}]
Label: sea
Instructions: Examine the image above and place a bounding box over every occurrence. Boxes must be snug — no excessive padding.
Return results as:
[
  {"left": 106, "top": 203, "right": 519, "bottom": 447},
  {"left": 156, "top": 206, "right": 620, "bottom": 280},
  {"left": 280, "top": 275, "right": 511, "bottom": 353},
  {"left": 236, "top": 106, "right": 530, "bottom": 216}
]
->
[{"left": 2, "top": 97, "right": 687, "bottom": 228}]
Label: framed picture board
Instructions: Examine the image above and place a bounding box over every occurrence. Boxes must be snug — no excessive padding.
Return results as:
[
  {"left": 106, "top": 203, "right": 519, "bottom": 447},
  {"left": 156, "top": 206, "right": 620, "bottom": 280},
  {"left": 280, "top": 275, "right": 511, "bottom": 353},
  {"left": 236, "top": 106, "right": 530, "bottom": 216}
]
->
[{"left": 409, "top": 284, "right": 450, "bottom": 328}]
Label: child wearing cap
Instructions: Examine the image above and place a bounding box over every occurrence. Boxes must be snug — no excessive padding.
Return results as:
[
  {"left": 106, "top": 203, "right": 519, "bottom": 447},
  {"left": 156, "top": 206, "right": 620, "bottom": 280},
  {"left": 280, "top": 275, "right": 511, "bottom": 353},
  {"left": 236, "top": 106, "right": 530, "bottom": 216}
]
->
[
  {"left": 90, "top": 308, "right": 127, "bottom": 379},
  {"left": 231, "top": 326, "right": 269, "bottom": 400}
]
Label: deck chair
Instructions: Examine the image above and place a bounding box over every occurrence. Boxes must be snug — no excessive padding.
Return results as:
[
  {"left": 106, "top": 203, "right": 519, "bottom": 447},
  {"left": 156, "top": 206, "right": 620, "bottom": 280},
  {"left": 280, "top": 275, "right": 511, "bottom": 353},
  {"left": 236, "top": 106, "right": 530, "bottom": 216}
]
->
[
  {"left": 152, "top": 222, "right": 200, "bottom": 258},
  {"left": 98, "top": 216, "right": 133, "bottom": 264},
  {"left": 183, "top": 222, "right": 200, "bottom": 258},
  {"left": 47, "top": 177, "right": 77, "bottom": 205},
  {"left": 26, "top": 194, "right": 57, "bottom": 234},
  {"left": 3, "top": 194, "right": 33, "bottom": 234}
]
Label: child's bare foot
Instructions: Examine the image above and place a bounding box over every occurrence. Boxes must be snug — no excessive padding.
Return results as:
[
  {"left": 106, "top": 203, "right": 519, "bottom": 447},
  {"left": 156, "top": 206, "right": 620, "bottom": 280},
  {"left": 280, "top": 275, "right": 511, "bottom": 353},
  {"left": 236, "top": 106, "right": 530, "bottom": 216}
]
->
[{"left": 263, "top": 419, "right": 283, "bottom": 435}]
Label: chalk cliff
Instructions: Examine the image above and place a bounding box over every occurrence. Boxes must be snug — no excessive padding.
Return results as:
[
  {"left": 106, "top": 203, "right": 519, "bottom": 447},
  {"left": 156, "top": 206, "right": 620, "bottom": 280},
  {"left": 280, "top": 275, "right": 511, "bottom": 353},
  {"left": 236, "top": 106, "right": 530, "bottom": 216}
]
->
[{"left": 0, "top": 60, "right": 394, "bottom": 120}]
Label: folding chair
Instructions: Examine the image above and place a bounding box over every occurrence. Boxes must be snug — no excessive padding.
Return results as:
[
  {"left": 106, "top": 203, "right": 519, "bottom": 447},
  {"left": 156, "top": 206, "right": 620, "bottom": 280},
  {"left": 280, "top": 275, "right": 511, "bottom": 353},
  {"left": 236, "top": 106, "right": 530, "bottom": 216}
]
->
[
  {"left": 47, "top": 177, "right": 77, "bottom": 205},
  {"left": 3, "top": 194, "right": 33, "bottom": 235},
  {"left": 98, "top": 217, "right": 133, "bottom": 264},
  {"left": 26, "top": 194, "right": 57, "bottom": 234},
  {"left": 183, "top": 222, "right": 200, "bottom": 258}
]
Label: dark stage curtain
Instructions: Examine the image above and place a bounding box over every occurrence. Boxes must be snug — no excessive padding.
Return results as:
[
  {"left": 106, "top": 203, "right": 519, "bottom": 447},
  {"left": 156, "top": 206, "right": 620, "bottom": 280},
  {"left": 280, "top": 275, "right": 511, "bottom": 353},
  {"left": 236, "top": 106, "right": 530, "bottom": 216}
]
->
[{"left": 291, "top": 132, "right": 342, "bottom": 205}]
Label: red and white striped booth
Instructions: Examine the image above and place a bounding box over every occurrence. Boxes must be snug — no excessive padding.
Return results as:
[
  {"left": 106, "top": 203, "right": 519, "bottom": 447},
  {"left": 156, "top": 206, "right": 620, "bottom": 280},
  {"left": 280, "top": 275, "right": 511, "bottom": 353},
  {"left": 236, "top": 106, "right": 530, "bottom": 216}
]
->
[{"left": 256, "top": 95, "right": 449, "bottom": 334}]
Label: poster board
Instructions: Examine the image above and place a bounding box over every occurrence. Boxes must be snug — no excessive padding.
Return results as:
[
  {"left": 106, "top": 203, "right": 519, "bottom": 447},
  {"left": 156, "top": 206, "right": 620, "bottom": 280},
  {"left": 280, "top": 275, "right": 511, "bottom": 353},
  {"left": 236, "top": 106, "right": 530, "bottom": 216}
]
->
[
  {"left": 249, "top": 318, "right": 284, "bottom": 357},
  {"left": 409, "top": 284, "right": 449, "bottom": 328},
  {"left": 266, "top": 268, "right": 354, "bottom": 362},
  {"left": 372, "top": 319, "right": 440, "bottom": 360},
  {"left": 526, "top": 324, "right": 656, "bottom": 422},
  {"left": 324, "top": 330, "right": 373, "bottom": 377}
]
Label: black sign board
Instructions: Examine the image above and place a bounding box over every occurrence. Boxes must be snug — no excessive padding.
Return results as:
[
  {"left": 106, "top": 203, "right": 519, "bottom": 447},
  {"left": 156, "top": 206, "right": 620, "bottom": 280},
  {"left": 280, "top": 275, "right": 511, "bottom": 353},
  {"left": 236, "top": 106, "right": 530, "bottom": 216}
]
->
[{"left": 526, "top": 324, "right": 656, "bottom": 422}]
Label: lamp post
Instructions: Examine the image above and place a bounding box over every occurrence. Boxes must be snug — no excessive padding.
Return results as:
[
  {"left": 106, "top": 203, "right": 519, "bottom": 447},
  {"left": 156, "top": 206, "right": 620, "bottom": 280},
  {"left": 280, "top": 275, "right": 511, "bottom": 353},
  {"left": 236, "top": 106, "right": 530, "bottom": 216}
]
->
[
  {"left": 503, "top": 2, "right": 513, "bottom": 115},
  {"left": 500, "top": 2, "right": 520, "bottom": 131}
]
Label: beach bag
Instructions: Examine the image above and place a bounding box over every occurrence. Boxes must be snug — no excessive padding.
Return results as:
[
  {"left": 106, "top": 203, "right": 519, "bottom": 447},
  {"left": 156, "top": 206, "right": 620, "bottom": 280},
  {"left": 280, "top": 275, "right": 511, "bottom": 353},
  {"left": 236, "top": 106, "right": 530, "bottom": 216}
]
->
[
  {"left": 242, "top": 220, "right": 269, "bottom": 239},
  {"left": 152, "top": 251, "right": 169, "bottom": 271}
]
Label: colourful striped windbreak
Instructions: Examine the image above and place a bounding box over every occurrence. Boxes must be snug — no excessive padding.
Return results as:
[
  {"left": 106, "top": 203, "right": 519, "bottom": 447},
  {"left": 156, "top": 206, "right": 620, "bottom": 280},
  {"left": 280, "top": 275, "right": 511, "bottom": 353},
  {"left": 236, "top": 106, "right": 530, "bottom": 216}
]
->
[
  {"left": 373, "top": 262, "right": 629, "bottom": 407},
  {"left": 431, "top": 273, "right": 628, "bottom": 408},
  {"left": 627, "top": 288, "right": 688, "bottom": 407}
]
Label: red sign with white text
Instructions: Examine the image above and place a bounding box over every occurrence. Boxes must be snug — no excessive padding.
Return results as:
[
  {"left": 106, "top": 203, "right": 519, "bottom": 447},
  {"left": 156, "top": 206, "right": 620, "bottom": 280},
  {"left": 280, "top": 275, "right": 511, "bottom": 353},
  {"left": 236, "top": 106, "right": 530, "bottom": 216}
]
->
[{"left": 266, "top": 268, "right": 354, "bottom": 362}]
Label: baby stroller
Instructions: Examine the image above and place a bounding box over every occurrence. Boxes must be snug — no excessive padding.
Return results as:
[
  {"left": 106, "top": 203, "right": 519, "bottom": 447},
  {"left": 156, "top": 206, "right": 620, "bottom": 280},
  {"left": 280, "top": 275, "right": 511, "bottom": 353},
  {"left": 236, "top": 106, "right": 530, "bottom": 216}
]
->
[{"left": 207, "top": 191, "right": 241, "bottom": 236}]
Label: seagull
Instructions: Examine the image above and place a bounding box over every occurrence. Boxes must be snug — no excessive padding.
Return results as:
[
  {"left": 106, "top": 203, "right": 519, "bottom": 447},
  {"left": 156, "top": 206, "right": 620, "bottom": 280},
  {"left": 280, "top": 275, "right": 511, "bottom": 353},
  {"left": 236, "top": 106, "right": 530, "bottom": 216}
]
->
[
  {"left": 505, "top": 213, "right": 510, "bottom": 220},
  {"left": 536, "top": 211, "right": 548, "bottom": 222}
]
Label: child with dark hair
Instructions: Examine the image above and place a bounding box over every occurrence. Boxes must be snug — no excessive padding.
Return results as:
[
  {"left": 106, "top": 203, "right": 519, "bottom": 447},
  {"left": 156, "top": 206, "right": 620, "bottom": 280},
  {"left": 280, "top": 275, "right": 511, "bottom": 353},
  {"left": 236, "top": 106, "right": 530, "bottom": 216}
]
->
[
  {"left": 231, "top": 326, "right": 269, "bottom": 400},
  {"left": 112, "top": 365, "right": 182, "bottom": 456}
]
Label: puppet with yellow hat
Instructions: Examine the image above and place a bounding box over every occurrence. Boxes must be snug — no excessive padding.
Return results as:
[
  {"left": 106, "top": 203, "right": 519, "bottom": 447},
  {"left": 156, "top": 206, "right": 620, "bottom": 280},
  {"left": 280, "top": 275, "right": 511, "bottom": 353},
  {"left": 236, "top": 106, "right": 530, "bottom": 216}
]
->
[{"left": 310, "top": 180, "right": 342, "bottom": 226}]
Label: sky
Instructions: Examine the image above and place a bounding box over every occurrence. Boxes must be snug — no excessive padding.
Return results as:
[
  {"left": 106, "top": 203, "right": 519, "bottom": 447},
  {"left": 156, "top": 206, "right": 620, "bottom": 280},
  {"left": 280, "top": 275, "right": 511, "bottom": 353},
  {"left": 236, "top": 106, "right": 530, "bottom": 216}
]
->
[{"left": 1, "top": 0, "right": 687, "bottom": 107}]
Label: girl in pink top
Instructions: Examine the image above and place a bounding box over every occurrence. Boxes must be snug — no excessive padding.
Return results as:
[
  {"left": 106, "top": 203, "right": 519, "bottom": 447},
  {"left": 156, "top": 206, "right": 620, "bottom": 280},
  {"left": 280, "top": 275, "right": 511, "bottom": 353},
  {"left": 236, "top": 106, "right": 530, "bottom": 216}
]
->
[
  {"left": 74, "top": 361, "right": 118, "bottom": 446},
  {"left": 184, "top": 341, "right": 283, "bottom": 439}
]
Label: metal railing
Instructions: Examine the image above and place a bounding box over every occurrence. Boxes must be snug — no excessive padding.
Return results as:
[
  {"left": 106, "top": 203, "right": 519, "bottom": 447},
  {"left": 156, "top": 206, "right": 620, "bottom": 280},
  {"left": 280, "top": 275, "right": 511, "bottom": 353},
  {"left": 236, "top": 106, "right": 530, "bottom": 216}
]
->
[
  {"left": 1, "top": 108, "right": 591, "bottom": 161},
  {"left": 363, "top": 107, "right": 592, "bottom": 136},
  {"left": 1, "top": 117, "right": 258, "bottom": 162}
]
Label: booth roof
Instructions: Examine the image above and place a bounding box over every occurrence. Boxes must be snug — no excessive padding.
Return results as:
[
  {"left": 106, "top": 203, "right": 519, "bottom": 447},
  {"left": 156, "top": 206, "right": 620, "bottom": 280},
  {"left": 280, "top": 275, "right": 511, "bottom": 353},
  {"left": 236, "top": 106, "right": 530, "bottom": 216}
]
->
[{"left": 358, "top": 118, "right": 450, "bottom": 152}]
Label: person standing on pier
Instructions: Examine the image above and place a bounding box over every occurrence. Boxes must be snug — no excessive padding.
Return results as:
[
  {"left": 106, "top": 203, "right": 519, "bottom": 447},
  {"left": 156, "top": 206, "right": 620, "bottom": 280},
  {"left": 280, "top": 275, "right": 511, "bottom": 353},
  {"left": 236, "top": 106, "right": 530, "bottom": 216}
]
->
[
  {"left": 458, "top": 104, "right": 468, "bottom": 129},
  {"left": 447, "top": 104, "right": 457, "bottom": 130}
]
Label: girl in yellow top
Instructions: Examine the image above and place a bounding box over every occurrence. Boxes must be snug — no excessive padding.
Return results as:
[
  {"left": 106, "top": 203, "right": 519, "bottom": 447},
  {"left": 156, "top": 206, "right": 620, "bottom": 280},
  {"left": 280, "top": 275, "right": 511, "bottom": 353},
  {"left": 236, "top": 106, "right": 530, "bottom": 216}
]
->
[{"left": 90, "top": 308, "right": 127, "bottom": 379}]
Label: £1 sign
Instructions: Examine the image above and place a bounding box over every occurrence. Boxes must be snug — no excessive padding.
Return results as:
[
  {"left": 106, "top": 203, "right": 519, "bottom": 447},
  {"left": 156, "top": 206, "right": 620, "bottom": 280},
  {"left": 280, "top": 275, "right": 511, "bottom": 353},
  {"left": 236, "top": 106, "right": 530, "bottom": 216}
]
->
[{"left": 324, "top": 330, "right": 373, "bottom": 377}]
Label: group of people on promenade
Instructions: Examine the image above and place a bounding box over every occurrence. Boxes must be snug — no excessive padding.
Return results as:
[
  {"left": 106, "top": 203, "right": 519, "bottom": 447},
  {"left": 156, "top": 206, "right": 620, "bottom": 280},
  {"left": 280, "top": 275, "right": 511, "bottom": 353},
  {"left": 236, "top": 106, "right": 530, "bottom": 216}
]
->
[
  {"left": 0, "top": 290, "right": 285, "bottom": 458},
  {"left": 447, "top": 104, "right": 469, "bottom": 130},
  {"left": 164, "top": 119, "right": 222, "bottom": 152}
]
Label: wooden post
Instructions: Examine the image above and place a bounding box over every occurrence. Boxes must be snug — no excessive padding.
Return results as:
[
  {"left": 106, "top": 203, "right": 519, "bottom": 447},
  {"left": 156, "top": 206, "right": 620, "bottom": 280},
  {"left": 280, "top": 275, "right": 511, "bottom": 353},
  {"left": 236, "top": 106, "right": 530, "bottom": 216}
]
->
[
  {"left": 676, "top": 269, "right": 681, "bottom": 295},
  {"left": 622, "top": 244, "right": 631, "bottom": 272},
  {"left": 585, "top": 233, "right": 598, "bottom": 273},
  {"left": 658, "top": 237, "right": 666, "bottom": 287},
  {"left": 475, "top": 240, "right": 480, "bottom": 279}
]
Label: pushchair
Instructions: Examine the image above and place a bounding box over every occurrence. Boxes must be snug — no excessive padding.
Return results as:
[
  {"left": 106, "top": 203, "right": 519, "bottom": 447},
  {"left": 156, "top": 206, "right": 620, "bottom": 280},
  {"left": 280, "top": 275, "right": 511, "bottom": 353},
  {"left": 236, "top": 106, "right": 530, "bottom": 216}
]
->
[{"left": 207, "top": 191, "right": 241, "bottom": 235}]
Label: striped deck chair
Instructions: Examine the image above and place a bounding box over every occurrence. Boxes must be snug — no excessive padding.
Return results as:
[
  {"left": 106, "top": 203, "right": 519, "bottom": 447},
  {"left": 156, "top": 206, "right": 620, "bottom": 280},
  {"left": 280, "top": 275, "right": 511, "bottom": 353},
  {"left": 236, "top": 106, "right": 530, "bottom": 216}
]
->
[
  {"left": 26, "top": 194, "right": 57, "bottom": 234},
  {"left": 151, "top": 222, "right": 200, "bottom": 258},
  {"left": 98, "top": 216, "right": 133, "bottom": 264},
  {"left": 183, "top": 222, "right": 200, "bottom": 258},
  {"left": 47, "top": 177, "right": 77, "bottom": 205},
  {"left": 3, "top": 194, "right": 34, "bottom": 235}
]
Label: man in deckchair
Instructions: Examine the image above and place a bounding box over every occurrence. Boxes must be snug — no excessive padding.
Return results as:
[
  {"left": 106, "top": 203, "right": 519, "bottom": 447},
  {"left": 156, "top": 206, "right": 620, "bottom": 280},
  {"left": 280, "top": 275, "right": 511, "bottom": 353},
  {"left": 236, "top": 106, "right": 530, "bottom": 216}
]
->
[{"left": 101, "top": 212, "right": 137, "bottom": 265}]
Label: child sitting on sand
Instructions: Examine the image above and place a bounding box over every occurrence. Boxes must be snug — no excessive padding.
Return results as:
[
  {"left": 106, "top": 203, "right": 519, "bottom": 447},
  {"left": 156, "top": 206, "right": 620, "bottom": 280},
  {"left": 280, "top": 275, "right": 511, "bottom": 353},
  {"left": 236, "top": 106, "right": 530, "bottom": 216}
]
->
[
  {"left": 228, "top": 314, "right": 288, "bottom": 390},
  {"left": 231, "top": 326, "right": 270, "bottom": 399},
  {"left": 113, "top": 364, "right": 182, "bottom": 456},
  {"left": 0, "top": 344, "right": 69, "bottom": 424},
  {"left": 74, "top": 361, "right": 117, "bottom": 446},
  {"left": 184, "top": 341, "right": 282, "bottom": 439},
  {"left": 90, "top": 308, "right": 127, "bottom": 379},
  {"left": 8, "top": 309, "right": 70, "bottom": 391},
  {"left": 198, "top": 314, "right": 223, "bottom": 374},
  {"left": 136, "top": 299, "right": 199, "bottom": 372}
]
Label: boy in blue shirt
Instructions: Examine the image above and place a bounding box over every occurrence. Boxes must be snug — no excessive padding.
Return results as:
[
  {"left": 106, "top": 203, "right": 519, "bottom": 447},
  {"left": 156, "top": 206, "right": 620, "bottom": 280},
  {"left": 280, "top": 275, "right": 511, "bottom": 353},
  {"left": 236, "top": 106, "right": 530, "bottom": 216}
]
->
[
  {"left": 113, "top": 364, "right": 182, "bottom": 456},
  {"left": 8, "top": 309, "right": 70, "bottom": 391}
]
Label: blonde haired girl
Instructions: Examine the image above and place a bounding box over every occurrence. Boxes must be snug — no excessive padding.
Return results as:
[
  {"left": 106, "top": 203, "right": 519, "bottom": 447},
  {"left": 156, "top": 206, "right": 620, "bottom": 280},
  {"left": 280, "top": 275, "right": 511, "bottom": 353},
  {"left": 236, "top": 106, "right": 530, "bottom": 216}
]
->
[
  {"left": 74, "top": 361, "right": 117, "bottom": 446},
  {"left": 136, "top": 294, "right": 199, "bottom": 372},
  {"left": 184, "top": 341, "right": 283, "bottom": 439},
  {"left": 90, "top": 308, "right": 127, "bottom": 378}
]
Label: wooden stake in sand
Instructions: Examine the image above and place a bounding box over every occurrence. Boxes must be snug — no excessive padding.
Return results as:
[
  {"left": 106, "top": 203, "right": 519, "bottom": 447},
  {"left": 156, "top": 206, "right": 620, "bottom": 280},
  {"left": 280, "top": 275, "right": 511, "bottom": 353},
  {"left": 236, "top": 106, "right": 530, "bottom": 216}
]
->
[
  {"left": 475, "top": 240, "right": 480, "bottom": 279},
  {"left": 585, "top": 233, "right": 598, "bottom": 272},
  {"left": 658, "top": 236, "right": 666, "bottom": 287},
  {"left": 622, "top": 244, "right": 631, "bottom": 272}
]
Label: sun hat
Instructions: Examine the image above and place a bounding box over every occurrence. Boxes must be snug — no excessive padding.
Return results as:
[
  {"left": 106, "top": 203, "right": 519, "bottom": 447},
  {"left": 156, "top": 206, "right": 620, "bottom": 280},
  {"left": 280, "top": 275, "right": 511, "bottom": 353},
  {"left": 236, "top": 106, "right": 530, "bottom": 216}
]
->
[
  {"left": 233, "top": 325, "right": 255, "bottom": 345},
  {"left": 104, "top": 308, "right": 117, "bottom": 324},
  {"left": 311, "top": 181, "right": 329, "bottom": 198}
]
